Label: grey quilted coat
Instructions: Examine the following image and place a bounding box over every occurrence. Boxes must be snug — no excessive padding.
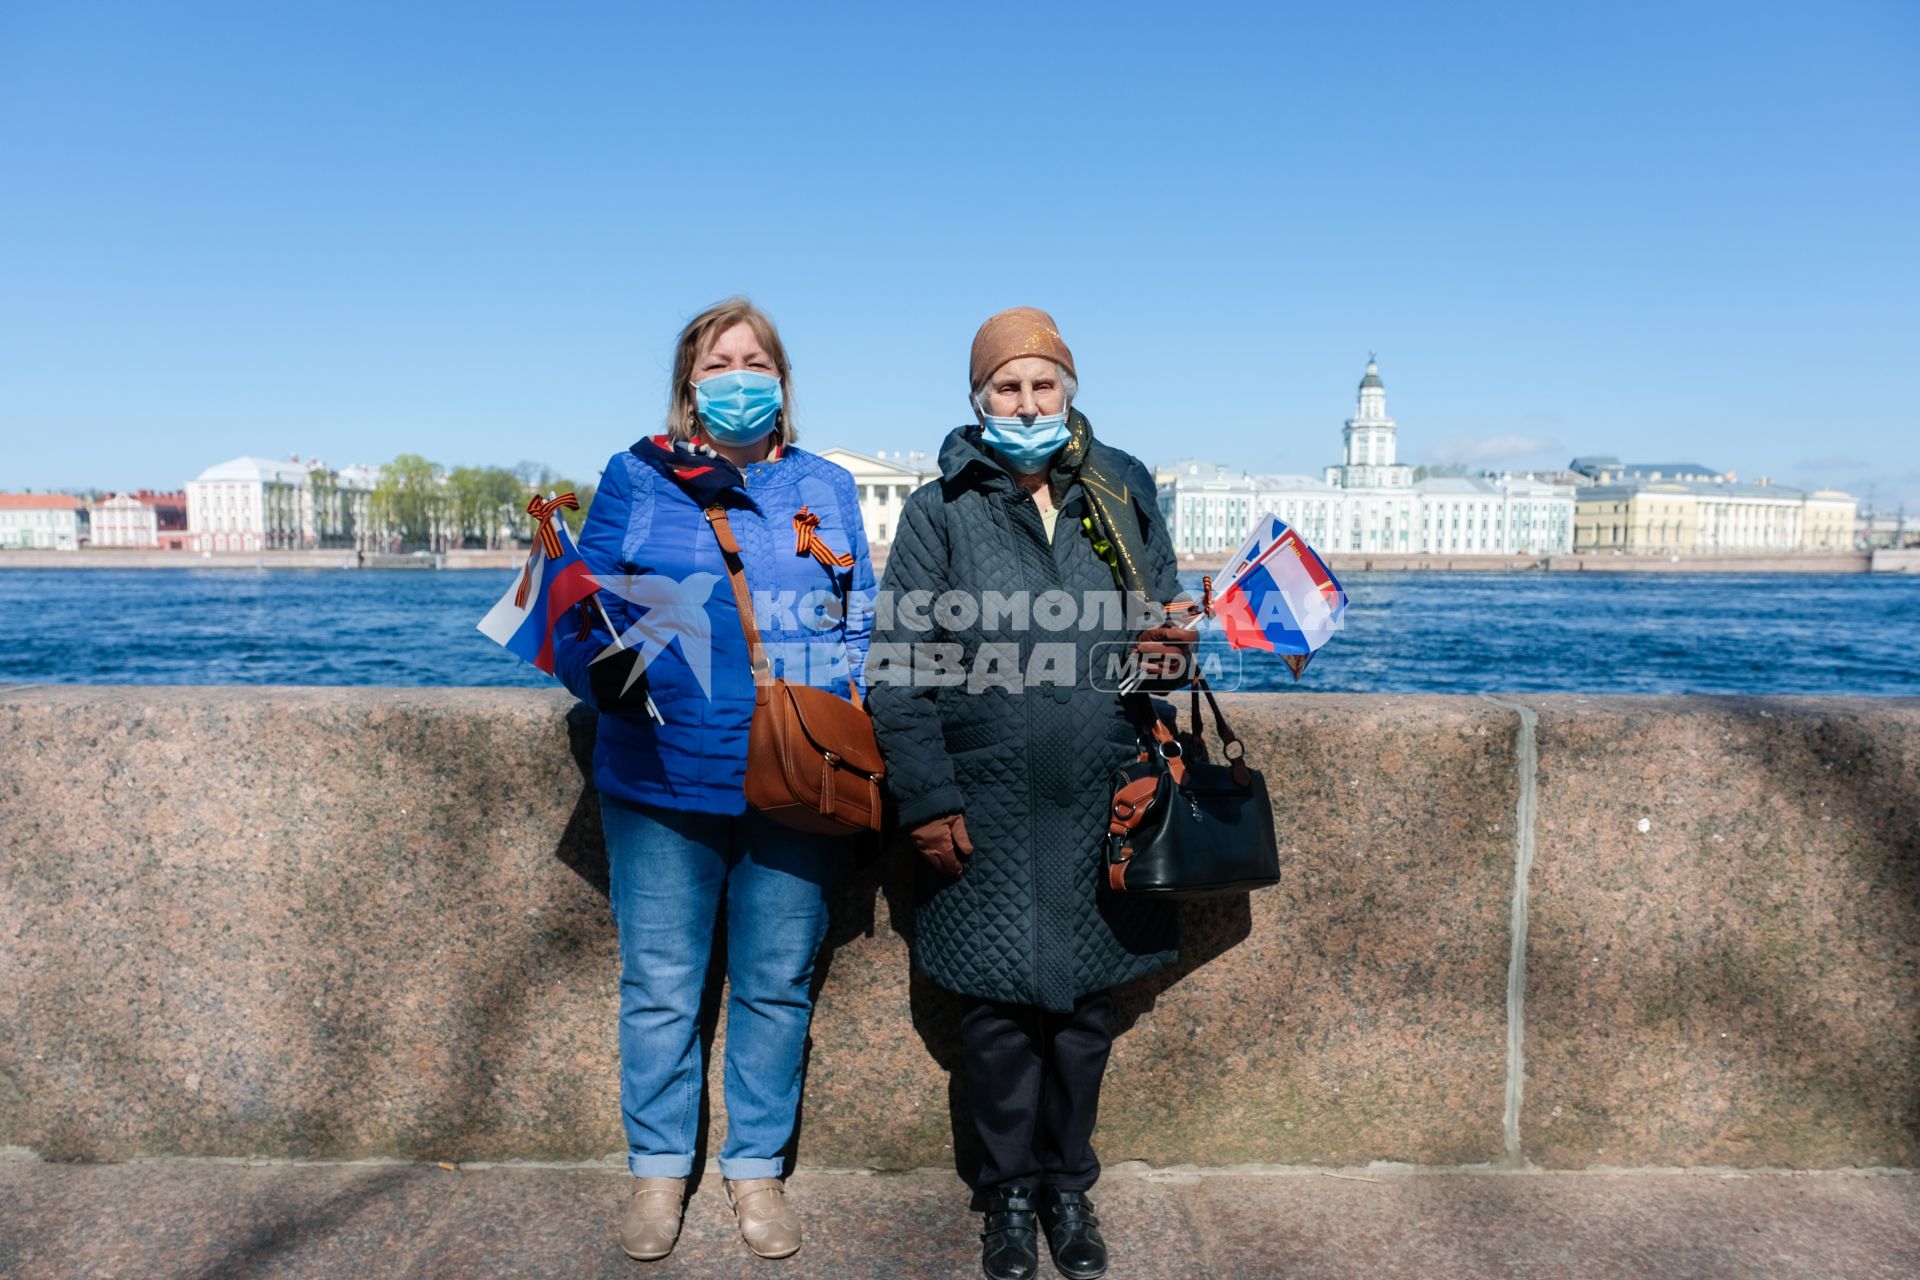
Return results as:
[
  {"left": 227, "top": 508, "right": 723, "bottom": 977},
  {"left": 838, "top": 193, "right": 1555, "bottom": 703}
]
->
[{"left": 869, "top": 423, "right": 1180, "bottom": 1012}]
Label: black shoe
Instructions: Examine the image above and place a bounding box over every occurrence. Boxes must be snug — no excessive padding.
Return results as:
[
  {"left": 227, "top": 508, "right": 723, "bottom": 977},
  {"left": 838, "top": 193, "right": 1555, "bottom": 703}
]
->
[
  {"left": 1038, "top": 1188, "right": 1108, "bottom": 1280},
  {"left": 980, "top": 1187, "right": 1040, "bottom": 1280}
]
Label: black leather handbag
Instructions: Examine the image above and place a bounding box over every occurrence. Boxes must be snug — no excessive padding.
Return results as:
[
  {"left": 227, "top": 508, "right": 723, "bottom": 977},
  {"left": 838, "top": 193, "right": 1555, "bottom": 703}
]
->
[{"left": 1105, "top": 677, "right": 1280, "bottom": 898}]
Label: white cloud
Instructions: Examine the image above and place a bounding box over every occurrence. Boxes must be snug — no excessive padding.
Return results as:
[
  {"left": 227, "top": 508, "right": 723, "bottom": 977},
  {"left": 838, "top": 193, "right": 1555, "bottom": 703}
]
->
[{"left": 1419, "top": 434, "right": 1564, "bottom": 467}]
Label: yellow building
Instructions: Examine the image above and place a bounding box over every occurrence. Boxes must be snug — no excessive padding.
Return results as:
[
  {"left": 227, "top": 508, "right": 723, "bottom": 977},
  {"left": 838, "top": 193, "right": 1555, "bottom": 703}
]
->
[
  {"left": 1574, "top": 484, "right": 1697, "bottom": 552},
  {"left": 1573, "top": 478, "right": 1858, "bottom": 554},
  {"left": 1800, "top": 490, "right": 1857, "bottom": 551}
]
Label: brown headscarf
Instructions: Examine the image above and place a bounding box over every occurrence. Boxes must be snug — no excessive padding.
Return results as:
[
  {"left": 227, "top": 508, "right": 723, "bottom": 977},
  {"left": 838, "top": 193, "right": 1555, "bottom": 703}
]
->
[{"left": 969, "top": 307, "right": 1077, "bottom": 390}]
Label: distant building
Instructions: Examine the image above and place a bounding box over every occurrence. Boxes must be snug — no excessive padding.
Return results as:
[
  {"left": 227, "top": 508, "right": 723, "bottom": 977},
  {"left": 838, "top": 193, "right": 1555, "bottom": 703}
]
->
[
  {"left": 814, "top": 448, "right": 937, "bottom": 546},
  {"left": 1859, "top": 511, "right": 1920, "bottom": 549},
  {"left": 1157, "top": 358, "right": 1576, "bottom": 558},
  {"left": 186, "top": 455, "right": 380, "bottom": 552},
  {"left": 0, "top": 494, "right": 88, "bottom": 550},
  {"left": 1416, "top": 474, "right": 1576, "bottom": 557},
  {"left": 1569, "top": 458, "right": 1727, "bottom": 486},
  {"left": 93, "top": 490, "right": 188, "bottom": 549},
  {"left": 1571, "top": 475, "right": 1857, "bottom": 553}
]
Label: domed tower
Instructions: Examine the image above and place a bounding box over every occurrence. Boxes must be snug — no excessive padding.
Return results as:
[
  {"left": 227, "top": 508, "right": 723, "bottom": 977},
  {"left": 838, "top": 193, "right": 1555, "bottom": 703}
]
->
[
  {"left": 1346, "top": 356, "right": 1396, "bottom": 467},
  {"left": 1325, "top": 355, "right": 1412, "bottom": 489}
]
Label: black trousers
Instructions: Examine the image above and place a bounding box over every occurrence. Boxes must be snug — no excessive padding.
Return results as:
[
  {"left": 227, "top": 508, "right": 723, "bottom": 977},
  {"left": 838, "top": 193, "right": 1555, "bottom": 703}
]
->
[{"left": 959, "top": 989, "right": 1116, "bottom": 1200}]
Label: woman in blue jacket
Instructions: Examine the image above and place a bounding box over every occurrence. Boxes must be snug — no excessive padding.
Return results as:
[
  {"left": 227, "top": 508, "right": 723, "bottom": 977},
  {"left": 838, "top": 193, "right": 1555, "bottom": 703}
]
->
[{"left": 552, "top": 299, "right": 873, "bottom": 1264}]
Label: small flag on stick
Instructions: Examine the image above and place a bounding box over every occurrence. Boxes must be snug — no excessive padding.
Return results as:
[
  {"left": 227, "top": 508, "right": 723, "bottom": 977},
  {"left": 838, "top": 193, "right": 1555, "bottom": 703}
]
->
[
  {"left": 478, "top": 493, "right": 600, "bottom": 674},
  {"left": 477, "top": 495, "right": 664, "bottom": 723},
  {"left": 1117, "top": 513, "right": 1348, "bottom": 692}
]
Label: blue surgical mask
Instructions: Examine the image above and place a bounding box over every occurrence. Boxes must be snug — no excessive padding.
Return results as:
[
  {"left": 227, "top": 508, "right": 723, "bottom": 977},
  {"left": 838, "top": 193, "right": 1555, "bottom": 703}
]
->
[
  {"left": 980, "top": 411, "right": 1070, "bottom": 474},
  {"left": 694, "top": 370, "right": 783, "bottom": 445}
]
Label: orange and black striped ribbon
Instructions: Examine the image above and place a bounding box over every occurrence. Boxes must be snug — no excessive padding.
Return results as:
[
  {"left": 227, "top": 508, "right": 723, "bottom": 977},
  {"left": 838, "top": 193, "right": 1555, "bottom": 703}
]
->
[
  {"left": 793, "top": 506, "right": 854, "bottom": 569},
  {"left": 515, "top": 491, "right": 579, "bottom": 607}
]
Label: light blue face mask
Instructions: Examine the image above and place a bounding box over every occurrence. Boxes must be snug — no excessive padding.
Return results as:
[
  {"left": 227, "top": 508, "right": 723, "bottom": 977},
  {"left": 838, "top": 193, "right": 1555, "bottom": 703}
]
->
[
  {"left": 980, "top": 411, "right": 1070, "bottom": 474},
  {"left": 694, "top": 370, "right": 783, "bottom": 446}
]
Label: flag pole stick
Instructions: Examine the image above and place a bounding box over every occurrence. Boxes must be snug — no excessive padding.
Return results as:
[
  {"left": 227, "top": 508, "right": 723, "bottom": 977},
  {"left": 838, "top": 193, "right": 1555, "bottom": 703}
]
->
[
  {"left": 557, "top": 502, "right": 664, "bottom": 727},
  {"left": 1117, "top": 609, "right": 1205, "bottom": 696},
  {"left": 587, "top": 592, "right": 665, "bottom": 725}
]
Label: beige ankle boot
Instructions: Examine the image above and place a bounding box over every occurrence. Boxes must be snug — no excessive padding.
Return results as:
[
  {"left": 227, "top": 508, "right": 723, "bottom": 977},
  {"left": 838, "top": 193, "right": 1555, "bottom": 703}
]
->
[
  {"left": 619, "top": 1176, "right": 687, "bottom": 1261},
  {"left": 724, "top": 1177, "right": 803, "bottom": 1259}
]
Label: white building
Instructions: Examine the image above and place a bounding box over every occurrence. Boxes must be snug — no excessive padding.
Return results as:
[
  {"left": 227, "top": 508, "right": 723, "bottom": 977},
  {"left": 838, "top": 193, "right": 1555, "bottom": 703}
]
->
[
  {"left": 1416, "top": 474, "right": 1575, "bottom": 556},
  {"left": 187, "top": 456, "right": 309, "bottom": 552},
  {"left": 1158, "top": 358, "right": 1576, "bottom": 558},
  {"left": 187, "top": 455, "right": 381, "bottom": 552},
  {"left": 0, "top": 494, "right": 88, "bottom": 550},
  {"left": 814, "top": 448, "right": 938, "bottom": 546},
  {"left": 1155, "top": 461, "right": 1344, "bottom": 558},
  {"left": 92, "top": 490, "right": 189, "bottom": 549}
]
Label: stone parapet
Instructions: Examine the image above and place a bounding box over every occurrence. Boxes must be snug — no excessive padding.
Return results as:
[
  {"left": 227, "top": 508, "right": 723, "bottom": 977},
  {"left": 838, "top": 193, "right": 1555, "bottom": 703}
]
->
[{"left": 0, "top": 688, "right": 1913, "bottom": 1169}]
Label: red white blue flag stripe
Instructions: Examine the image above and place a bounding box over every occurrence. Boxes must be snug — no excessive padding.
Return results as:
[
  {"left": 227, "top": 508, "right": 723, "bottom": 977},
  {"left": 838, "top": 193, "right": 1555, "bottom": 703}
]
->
[
  {"left": 477, "top": 513, "right": 601, "bottom": 674},
  {"left": 1211, "top": 516, "right": 1347, "bottom": 675}
]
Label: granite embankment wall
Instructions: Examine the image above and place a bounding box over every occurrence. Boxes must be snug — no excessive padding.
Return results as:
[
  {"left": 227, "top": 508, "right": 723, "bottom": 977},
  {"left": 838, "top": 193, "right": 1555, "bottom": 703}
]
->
[
  {"left": 1307, "top": 552, "right": 1874, "bottom": 574},
  {"left": 1, "top": 689, "right": 1915, "bottom": 1171}
]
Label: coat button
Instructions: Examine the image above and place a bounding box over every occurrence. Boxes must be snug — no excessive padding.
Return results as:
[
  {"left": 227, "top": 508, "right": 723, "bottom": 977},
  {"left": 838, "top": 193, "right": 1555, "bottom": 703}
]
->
[
  {"left": 1052, "top": 684, "right": 1073, "bottom": 704},
  {"left": 1054, "top": 787, "right": 1076, "bottom": 807}
]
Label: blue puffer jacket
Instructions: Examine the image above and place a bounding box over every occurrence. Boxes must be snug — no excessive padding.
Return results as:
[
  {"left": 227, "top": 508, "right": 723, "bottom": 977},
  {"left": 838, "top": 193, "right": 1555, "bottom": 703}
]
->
[{"left": 553, "top": 443, "right": 874, "bottom": 816}]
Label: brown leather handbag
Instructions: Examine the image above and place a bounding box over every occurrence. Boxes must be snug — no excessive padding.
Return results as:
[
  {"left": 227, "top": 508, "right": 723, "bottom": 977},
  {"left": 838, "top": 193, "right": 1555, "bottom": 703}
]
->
[{"left": 704, "top": 506, "right": 885, "bottom": 835}]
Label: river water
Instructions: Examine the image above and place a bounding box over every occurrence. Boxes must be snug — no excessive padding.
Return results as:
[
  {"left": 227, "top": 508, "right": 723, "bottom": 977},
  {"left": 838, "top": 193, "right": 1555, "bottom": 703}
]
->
[{"left": 1, "top": 569, "right": 1915, "bottom": 696}]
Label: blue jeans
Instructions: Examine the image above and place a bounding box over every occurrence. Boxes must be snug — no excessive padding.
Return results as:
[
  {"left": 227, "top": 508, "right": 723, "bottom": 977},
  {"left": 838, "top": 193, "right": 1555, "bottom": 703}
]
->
[{"left": 601, "top": 796, "right": 840, "bottom": 1180}]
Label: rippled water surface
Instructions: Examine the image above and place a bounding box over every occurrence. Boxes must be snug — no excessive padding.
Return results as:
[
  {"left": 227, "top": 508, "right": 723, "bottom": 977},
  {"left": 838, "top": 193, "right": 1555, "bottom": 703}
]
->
[{"left": 1, "top": 568, "right": 1916, "bottom": 695}]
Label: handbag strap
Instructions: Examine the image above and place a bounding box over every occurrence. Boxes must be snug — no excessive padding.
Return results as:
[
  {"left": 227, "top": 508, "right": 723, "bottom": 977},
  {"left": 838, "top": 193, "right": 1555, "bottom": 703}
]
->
[
  {"left": 704, "top": 506, "right": 771, "bottom": 684},
  {"left": 1190, "top": 673, "right": 1250, "bottom": 786},
  {"left": 1137, "top": 674, "right": 1247, "bottom": 789},
  {"left": 704, "top": 504, "right": 863, "bottom": 706}
]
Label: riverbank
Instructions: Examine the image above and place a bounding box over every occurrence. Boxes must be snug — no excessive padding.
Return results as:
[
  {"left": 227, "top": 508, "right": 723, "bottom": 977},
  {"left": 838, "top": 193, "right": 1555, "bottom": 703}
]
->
[
  {"left": 0, "top": 547, "right": 522, "bottom": 570},
  {"left": 2, "top": 547, "right": 1913, "bottom": 573},
  {"left": 1310, "top": 550, "right": 1889, "bottom": 574}
]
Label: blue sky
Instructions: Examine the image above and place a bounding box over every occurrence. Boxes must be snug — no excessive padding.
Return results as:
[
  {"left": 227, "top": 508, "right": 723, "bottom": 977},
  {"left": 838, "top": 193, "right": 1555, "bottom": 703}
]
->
[{"left": 3, "top": 0, "right": 1916, "bottom": 509}]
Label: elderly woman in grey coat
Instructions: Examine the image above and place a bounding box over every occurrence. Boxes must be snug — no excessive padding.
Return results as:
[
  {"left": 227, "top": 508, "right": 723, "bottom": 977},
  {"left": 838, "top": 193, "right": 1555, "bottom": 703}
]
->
[{"left": 868, "top": 307, "right": 1195, "bottom": 1280}]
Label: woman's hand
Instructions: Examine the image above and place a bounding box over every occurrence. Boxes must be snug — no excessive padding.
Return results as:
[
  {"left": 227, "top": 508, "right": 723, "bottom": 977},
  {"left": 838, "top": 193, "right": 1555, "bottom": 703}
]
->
[
  {"left": 589, "top": 645, "right": 653, "bottom": 714},
  {"left": 1131, "top": 600, "right": 1202, "bottom": 683},
  {"left": 910, "top": 813, "right": 974, "bottom": 877}
]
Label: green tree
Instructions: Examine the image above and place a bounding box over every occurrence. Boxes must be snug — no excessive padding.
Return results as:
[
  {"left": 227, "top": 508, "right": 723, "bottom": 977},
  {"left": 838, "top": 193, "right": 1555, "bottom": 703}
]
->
[
  {"left": 448, "top": 465, "right": 524, "bottom": 549},
  {"left": 306, "top": 463, "right": 338, "bottom": 547},
  {"left": 371, "top": 454, "right": 448, "bottom": 550}
]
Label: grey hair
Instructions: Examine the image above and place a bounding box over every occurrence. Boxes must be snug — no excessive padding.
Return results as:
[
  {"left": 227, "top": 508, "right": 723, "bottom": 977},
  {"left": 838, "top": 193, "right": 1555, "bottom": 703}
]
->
[{"left": 972, "top": 362, "right": 1077, "bottom": 417}]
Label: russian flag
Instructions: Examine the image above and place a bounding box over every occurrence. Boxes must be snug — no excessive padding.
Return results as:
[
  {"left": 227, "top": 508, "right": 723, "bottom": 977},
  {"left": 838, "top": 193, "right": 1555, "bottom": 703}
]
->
[
  {"left": 1212, "top": 519, "right": 1347, "bottom": 678},
  {"left": 477, "top": 495, "right": 603, "bottom": 675}
]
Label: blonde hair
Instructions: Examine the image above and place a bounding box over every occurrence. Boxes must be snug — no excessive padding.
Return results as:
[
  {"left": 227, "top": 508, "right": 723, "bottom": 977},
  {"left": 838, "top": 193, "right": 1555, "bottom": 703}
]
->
[{"left": 666, "top": 297, "right": 797, "bottom": 444}]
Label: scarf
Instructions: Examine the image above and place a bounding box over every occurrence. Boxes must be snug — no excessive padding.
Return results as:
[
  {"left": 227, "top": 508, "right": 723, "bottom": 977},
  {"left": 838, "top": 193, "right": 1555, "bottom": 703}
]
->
[
  {"left": 1044, "top": 409, "right": 1155, "bottom": 599},
  {"left": 627, "top": 433, "right": 779, "bottom": 508}
]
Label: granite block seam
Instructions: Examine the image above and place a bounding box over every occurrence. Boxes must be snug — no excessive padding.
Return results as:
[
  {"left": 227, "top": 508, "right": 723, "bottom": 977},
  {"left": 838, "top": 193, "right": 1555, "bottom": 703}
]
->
[{"left": 1481, "top": 694, "right": 1540, "bottom": 1169}]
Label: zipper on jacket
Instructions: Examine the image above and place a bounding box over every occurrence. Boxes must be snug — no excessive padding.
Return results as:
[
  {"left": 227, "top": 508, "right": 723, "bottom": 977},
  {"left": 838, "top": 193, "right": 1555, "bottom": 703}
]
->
[{"left": 1006, "top": 485, "right": 1055, "bottom": 1005}]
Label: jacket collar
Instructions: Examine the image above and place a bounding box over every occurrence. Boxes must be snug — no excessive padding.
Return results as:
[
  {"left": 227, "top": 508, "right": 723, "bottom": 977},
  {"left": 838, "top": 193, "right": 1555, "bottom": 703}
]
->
[
  {"left": 937, "top": 424, "right": 1012, "bottom": 490},
  {"left": 629, "top": 434, "right": 750, "bottom": 508}
]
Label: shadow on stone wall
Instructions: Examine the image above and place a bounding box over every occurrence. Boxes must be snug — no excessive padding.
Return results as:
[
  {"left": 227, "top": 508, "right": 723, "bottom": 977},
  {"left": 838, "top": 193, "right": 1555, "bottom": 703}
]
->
[
  {"left": 547, "top": 701, "right": 1258, "bottom": 1192},
  {"left": 5, "top": 687, "right": 1912, "bottom": 1183},
  {"left": 878, "top": 861, "right": 1251, "bottom": 1189},
  {"left": 547, "top": 705, "right": 905, "bottom": 1194},
  {"left": 874, "top": 693, "right": 1255, "bottom": 1188},
  {"left": 1518, "top": 699, "right": 1920, "bottom": 1168}
]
